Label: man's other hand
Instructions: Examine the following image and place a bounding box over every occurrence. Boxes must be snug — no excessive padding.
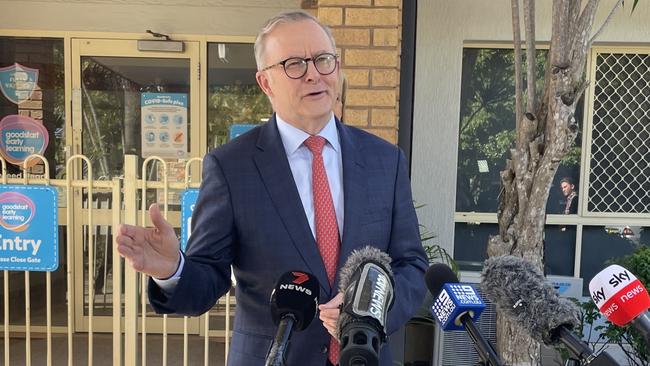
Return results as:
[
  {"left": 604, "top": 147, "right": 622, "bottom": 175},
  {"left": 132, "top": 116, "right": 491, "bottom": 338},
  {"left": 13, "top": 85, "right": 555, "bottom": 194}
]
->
[
  {"left": 116, "top": 203, "right": 180, "bottom": 279},
  {"left": 319, "top": 292, "right": 344, "bottom": 338}
]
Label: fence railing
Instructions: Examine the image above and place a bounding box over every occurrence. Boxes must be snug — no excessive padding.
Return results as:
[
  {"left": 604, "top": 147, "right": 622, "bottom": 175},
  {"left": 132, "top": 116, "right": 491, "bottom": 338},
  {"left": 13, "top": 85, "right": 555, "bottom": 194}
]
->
[{"left": 0, "top": 154, "right": 233, "bottom": 366}]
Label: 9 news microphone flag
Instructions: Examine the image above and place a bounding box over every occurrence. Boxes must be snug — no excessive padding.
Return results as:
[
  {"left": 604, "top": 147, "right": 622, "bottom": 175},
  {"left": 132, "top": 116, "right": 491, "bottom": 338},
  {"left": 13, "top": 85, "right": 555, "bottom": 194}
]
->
[{"left": 426, "top": 263, "right": 504, "bottom": 366}]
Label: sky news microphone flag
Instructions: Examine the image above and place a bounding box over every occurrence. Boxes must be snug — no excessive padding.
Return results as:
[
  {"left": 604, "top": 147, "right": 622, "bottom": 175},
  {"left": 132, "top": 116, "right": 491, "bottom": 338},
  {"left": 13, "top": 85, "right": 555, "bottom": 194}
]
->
[{"left": 589, "top": 264, "right": 650, "bottom": 348}]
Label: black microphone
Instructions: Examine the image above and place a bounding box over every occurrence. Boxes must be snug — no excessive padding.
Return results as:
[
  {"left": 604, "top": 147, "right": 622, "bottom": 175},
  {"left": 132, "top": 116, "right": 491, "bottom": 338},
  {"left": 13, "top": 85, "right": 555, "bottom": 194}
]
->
[
  {"left": 425, "top": 263, "right": 504, "bottom": 366},
  {"left": 336, "top": 246, "right": 394, "bottom": 366},
  {"left": 482, "top": 255, "right": 622, "bottom": 366},
  {"left": 265, "top": 271, "right": 320, "bottom": 366}
]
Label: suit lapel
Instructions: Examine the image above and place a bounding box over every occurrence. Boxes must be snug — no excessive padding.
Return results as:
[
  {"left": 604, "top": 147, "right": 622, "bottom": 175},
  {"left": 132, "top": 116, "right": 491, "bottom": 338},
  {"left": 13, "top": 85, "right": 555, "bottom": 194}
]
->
[
  {"left": 253, "top": 116, "right": 332, "bottom": 294},
  {"left": 335, "top": 121, "right": 368, "bottom": 291}
]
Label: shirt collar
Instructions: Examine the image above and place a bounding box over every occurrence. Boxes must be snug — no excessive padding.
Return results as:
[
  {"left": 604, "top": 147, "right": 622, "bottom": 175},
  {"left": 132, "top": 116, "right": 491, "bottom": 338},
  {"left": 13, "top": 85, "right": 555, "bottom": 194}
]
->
[{"left": 275, "top": 113, "right": 340, "bottom": 156}]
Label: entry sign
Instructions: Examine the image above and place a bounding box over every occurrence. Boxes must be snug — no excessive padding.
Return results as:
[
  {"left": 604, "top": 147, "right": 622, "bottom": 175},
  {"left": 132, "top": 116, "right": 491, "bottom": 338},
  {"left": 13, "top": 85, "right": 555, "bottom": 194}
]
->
[
  {"left": 180, "top": 189, "right": 199, "bottom": 252},
  {"left": 0, "top": 185, "right": 58, "bottom": 271}
]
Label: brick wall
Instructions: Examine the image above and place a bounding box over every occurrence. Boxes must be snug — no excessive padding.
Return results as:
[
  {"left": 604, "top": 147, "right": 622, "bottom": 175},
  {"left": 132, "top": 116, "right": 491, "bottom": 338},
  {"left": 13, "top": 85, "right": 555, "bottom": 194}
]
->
[{"left": 315, "top": 0, "right": 402, "bottom": 144}]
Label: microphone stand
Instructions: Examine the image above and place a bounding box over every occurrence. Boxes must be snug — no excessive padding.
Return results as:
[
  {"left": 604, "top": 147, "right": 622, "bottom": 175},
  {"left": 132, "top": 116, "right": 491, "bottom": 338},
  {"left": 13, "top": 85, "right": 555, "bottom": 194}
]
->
[
  {"left": 558, "top": 327, "right": 622, "bottom": 366},
  {"left": 459, "top": 313, "right": 504, "bottom": 366},
  {"left": 631, "top": 311, "right": 650, "bottom": 348},
  {"left": 265, "top": 314, "right": 296, "bottom": 366}
]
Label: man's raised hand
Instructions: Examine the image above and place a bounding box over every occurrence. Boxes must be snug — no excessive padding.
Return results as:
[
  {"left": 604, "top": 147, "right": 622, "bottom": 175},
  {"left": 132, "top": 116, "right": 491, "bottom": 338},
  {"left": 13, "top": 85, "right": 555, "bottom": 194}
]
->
[{"left": 116, "top": 203, "right": 181, "bottom": 279}]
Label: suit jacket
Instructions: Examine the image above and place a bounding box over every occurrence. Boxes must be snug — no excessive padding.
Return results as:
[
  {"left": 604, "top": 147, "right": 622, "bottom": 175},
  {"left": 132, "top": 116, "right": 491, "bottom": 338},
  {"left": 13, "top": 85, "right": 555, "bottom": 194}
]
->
[{"left": 149, "top": 114, "right": 428, "bottom": 366}]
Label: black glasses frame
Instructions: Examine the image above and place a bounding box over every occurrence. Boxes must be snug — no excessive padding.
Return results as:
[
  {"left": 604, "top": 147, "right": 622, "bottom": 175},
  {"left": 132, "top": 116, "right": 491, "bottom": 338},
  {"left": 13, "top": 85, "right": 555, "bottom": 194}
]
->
[{"left": 260, "top": 53, "right": 339, "bottom": 79}]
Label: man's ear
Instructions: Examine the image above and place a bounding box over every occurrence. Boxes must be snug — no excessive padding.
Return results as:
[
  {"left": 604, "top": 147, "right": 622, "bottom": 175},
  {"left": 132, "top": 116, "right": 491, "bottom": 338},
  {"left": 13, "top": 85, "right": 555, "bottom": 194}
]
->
[{"left": 256, "top": 71, "right": 273, "bottom": 98}]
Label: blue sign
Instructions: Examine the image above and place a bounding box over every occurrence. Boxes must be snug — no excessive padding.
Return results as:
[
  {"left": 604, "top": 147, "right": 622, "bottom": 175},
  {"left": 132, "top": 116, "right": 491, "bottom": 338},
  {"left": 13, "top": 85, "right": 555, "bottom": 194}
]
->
[
  {"left": 229, "top": 124, "right": 256, "bottom": 141},
  {"left": 180, "top": 189, "right": 199, "bottom": 252},
  {"left": 0, "top": 185, "right": 58, "bottom": 271},
  {"left": 0, "top": 63, "right": 39, "bottom": 105}
]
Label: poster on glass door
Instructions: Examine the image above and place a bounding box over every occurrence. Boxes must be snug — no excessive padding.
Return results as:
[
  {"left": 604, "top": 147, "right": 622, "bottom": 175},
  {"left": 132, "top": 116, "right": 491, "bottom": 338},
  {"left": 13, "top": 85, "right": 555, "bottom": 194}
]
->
[{"left": 141, "top": 92, "right": 188, "bottom": 158}]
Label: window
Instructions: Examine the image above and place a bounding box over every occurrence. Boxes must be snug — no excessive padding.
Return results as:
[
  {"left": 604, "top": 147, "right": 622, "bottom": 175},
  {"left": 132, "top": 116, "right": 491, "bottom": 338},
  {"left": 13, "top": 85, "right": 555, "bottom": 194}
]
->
[
  {"left": 0, "top": 37, "right": 65, "bottom": 178},
  {"left": 207, "top": 43, "right": 272, "bottom": 151},
  {"left": 456, "top": 48, "right": 579, "bottom": 214},
  {"left": 454, "top": 222, "right": 576, "bottom": 276},
  {"left": 80, "top": 56, "right": 190, "bottom": 178},
  {"left": 454, "top": 47, "right": 650, "bottom": 295},
  {"left": 588, "top": 52, "right": 650, "bottom": 213},
  {"left": 580, "top": 225, "right": 649, "bottom": 294},
  {"left": 454, "top": 47, "right": 581, "bottom": 276}
]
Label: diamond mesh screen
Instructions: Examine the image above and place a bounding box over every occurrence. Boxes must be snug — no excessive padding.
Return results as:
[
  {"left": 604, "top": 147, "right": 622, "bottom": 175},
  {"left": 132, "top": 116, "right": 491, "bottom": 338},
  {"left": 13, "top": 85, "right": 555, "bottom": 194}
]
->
[{"left": 588, "top": 52, "right": 650, "bottom": 213}]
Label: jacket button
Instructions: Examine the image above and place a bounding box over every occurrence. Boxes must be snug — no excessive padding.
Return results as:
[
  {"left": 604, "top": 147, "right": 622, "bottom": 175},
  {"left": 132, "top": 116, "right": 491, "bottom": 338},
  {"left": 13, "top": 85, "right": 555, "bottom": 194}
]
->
[{"left": 321, "top": 344, "right": 328, "bottom": 354}]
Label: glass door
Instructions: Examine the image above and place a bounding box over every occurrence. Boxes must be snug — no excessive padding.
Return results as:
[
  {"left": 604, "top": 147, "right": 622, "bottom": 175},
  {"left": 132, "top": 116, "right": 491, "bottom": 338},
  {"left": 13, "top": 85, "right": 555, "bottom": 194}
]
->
[{"left": 71, "top": 38, "right": 200, "bottom": 333}]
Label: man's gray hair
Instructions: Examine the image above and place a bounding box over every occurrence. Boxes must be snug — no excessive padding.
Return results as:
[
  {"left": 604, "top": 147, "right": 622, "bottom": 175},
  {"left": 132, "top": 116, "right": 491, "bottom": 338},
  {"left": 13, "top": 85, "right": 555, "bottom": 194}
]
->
[{"left": 254, "top": 11, "right": 336, "bottom": 70}]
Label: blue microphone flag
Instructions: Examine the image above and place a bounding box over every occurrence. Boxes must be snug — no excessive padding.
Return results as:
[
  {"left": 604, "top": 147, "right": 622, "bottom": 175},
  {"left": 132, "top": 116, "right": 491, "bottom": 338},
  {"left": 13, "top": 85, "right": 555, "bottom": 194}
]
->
[{"left": 431, "top": 283, "right": 485, "bottom": 331}]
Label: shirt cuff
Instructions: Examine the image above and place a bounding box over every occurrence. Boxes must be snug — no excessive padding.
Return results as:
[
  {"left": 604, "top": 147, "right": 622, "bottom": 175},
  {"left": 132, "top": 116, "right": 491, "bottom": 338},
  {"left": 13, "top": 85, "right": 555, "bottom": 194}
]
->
[{"left": 152, "top": 253, "right": 185, "bottom": 296}]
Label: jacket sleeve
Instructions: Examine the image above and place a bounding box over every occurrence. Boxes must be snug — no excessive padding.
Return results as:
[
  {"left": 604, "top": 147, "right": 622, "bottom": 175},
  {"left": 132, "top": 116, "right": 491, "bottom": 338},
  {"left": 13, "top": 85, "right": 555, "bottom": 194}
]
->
[
  {"left": 384, "top": 149, "right": 429, "bottom": 335},
  {"left": 149, "top": 153, "right": 235, "bottom": 316}
]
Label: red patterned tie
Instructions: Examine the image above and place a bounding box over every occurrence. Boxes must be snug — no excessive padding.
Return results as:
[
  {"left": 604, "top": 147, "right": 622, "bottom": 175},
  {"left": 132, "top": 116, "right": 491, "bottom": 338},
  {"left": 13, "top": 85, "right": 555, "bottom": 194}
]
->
[{"left": 304, "top": 135, "right": 340, "bottom": 365}]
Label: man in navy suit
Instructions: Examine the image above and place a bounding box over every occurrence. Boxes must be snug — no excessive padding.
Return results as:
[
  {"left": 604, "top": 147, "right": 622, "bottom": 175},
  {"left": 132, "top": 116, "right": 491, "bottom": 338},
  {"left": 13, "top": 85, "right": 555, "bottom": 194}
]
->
[{"left": 116, "top": 11, "right": 427, "bottom": 366}]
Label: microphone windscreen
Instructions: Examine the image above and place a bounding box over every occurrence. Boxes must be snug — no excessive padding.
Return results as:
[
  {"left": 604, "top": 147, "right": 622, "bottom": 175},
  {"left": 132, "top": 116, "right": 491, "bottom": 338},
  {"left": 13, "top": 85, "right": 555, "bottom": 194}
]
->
[
  {"left": 270, "top": 271, "right": 320, "bottom": 331},
  {"left": 338, "top": 246, "right": 392, "bottom": 294},
  {"left": 336, "top": 247, "right": 394, "bottom": 343},
  {"left": 424, "top": 263, "right": 460, "bottom": 298},
  {"left": 481, "top": 255, "right": 579, "bottom": 345}
]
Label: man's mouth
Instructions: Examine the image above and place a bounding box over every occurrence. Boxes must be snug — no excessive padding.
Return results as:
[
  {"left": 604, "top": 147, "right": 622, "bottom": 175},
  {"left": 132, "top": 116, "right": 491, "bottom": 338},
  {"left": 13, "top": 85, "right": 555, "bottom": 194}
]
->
[{"left": 305, "top": 91, "right": 326, "bottom": 98}]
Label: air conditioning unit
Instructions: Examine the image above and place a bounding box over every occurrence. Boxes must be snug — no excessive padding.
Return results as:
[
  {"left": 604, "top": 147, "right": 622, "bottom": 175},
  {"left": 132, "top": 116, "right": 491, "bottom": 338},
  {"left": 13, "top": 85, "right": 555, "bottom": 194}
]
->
[{"left": 433, "top": 272, "right": 584, "bottom": 366}]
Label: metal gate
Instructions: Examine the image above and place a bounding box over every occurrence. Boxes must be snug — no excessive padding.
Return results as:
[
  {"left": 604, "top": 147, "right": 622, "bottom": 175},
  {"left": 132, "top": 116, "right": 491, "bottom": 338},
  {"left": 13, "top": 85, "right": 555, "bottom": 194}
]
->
[{"left": 0, "top": 153, "right": 233, "bottom": 366}]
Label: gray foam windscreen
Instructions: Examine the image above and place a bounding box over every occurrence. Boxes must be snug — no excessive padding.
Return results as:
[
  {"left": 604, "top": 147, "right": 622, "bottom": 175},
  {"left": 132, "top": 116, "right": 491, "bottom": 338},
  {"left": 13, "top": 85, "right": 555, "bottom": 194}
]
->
[{"left": 481, "top": 255, "right": 579, "bottom": 345}]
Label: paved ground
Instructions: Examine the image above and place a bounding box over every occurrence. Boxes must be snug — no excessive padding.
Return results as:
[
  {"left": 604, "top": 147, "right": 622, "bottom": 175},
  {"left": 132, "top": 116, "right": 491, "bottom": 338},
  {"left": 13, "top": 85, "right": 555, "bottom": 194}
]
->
[{"left": 0, "top": 333, "right": 226, "bottom": 365}]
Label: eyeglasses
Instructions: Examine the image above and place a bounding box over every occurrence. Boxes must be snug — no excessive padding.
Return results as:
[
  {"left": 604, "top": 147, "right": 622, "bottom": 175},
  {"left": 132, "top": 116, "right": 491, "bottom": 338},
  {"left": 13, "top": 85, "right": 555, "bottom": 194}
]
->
[{"left": 260, "top": 53, "right": 338, "bottom": 79}]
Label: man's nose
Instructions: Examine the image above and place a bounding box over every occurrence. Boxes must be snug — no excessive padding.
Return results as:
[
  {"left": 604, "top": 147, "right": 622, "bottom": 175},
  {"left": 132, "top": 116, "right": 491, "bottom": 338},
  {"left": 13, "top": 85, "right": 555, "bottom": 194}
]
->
[{"left": 303, "top": 60, "right": 320, "bottom": 81}]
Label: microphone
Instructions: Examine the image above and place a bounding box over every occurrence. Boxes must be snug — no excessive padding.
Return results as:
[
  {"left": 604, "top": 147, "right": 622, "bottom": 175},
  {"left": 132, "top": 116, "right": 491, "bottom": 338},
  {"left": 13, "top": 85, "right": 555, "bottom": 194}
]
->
[
  {"left": 426, "top": 263, "right": 504, "bottom": 366},
  {"left": 589, "top": 264, "right": 650, "bottom": 348},
  {"left": 336, "top": 246, "right": 395, "bottom": 366},
  {"left": 265, "top": 271, "right": 320, "bottom": 366},
  {"left": 482, "top": 255, "right": 621, "bottom": 366}
]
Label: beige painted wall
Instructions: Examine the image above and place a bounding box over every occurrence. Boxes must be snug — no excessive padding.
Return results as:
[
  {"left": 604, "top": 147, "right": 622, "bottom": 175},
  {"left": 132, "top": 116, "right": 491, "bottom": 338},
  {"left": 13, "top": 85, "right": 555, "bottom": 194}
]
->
[
  {"left": 0, "top": 0, "right": 300, "bottom": 35},
  {"left": 412, "top": 0, "right": 650, "bottom": 253}
]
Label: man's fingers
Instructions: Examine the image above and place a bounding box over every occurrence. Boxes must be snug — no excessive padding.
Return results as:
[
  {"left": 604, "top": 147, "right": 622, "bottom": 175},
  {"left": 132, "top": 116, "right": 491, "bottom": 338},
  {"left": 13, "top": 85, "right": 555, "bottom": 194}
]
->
[
  {"left": 322, "top": 318, "right": 337, "bottom": 337},
  {"left": 319, "top": 293, "right": 342, "bottom": 337},
  {"left": 319, "top": 309, "right": 339, "bottom": 321},
  {"left": 118, "top": 224, "right": 148, "bottom": 245},
  {"left": 319, "top": 292, "right": 344, "bottom": 310},
  {"left": 116, "top": 231, "right": 135, "bottom": 247},
  {"left": 116, "top": 243, "right": 135, "bottom": 260},
  {"left": 118, "top": 223, "right": 137, "bottom": 238},
  {"left": 149, "top": 203, "right": 173, "bottom": 234},
  {"left": 117, "top": 244, "right": 147, "bottom": 271}
]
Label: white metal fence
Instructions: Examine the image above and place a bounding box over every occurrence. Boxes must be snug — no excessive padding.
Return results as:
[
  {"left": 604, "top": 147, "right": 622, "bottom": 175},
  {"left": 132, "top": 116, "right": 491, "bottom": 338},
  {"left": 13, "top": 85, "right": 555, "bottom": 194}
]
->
[{"left": 0, "top": 154, "right": 234, "bottom": 366}]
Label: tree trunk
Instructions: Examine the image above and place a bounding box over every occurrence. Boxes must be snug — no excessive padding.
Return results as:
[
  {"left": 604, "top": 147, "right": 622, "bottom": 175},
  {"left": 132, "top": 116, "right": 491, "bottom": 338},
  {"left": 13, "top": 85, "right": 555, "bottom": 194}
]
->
[{"left": 487, "top": 1, "right": 620, "bottom": 364}]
